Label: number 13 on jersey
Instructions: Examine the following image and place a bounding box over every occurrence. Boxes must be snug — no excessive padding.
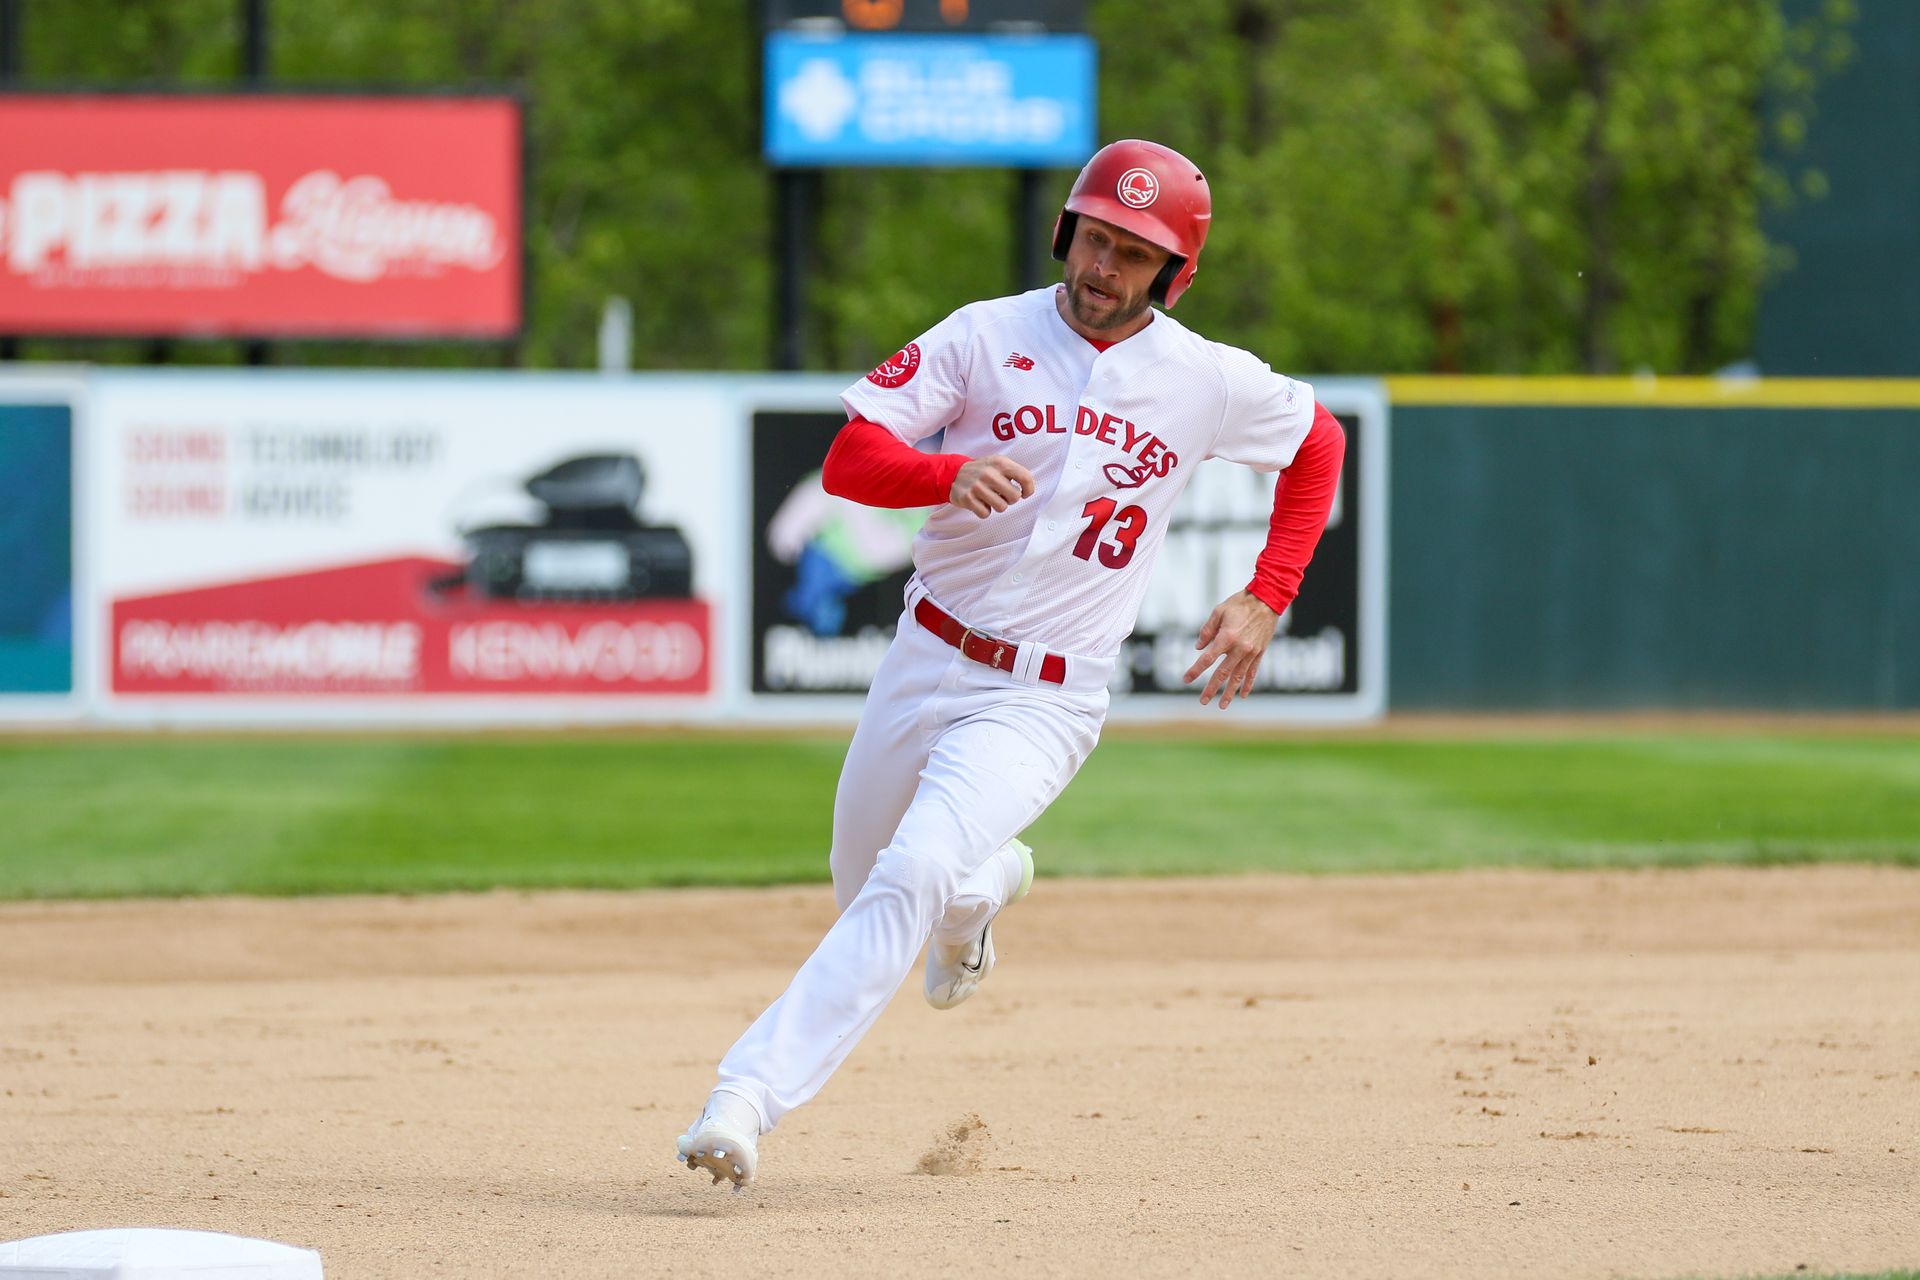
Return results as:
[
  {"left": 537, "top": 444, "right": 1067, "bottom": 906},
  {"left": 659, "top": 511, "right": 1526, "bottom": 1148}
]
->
[{"left": 1073, "top": 497, "right": 1147, "bottom": 569}]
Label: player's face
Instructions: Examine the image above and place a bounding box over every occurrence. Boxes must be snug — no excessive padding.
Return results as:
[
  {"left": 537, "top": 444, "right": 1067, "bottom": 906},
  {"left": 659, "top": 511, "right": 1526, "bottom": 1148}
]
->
[{"left": 1060, "top": 216, "right": 1172, "bottom": 337}]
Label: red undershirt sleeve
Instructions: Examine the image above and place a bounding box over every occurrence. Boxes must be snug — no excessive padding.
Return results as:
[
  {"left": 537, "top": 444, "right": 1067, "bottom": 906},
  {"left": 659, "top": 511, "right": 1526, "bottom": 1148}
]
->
[
  {"left": 1246, "top": 402, "right": 1346, "bottom": 615},
  {"left": 821, "top": 417, "right": 970, "bottom": 509}
]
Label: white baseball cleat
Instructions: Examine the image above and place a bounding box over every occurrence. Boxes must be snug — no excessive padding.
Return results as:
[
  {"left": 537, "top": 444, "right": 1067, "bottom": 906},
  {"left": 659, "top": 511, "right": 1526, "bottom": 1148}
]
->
[
  {"left": 675, "top": 1093, "right": 760, "bottom": 1192},
  {"left": 925, "top": 838, "right": 1034, "bottom": 1011}
]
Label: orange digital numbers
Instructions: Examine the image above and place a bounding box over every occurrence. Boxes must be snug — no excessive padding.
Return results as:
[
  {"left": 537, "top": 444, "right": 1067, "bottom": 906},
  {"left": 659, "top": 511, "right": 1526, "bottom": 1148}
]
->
[
  {"left": 840, "top": 0, "right": 972, "bottom": 28},
  {"left": 842, "top": 0, "right": 903, "bottom": 29}
]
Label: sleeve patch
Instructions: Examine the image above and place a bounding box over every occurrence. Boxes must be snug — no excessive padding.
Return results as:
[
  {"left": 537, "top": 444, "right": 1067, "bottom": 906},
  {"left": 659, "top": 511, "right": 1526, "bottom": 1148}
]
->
[{"left": 865, "top": 343, "right": 922, "bottom": 388}]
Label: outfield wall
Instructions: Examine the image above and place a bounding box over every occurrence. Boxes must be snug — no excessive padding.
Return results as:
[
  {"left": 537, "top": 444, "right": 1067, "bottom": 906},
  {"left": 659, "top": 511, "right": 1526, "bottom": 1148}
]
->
[
  {"left": 0, "top": 366, "right": 1387, "bottom": 726},
  {"left": 4, "top": 367, "right": 1914, "bottom": 722},
  {"left": 1386, "top": 379, "right": 1920, "bottom": 710}
]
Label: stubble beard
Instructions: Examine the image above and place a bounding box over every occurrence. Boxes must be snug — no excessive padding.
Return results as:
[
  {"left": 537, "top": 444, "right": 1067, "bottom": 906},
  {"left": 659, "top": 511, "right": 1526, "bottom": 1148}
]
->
[{"left": 1066, "top": 271, "right": 1151, "bottom": 333}]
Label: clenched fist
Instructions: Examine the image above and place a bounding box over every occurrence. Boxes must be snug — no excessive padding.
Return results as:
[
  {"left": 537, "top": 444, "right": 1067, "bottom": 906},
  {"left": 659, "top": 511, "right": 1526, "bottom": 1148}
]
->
[{"left": 950, "top": 455, "right": 1036, "bottom": 518}]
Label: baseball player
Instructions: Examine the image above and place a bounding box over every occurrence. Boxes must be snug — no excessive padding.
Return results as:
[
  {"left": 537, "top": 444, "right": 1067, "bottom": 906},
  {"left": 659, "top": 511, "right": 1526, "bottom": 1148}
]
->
[{"left": 676, "top": 139, "right": 1346, "bottom": 1191}]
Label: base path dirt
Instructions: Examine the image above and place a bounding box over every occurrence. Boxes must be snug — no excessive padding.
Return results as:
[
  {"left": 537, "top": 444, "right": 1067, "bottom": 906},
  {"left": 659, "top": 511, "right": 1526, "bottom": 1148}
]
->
[{"left": 3, "top": 866, "right": 1917, "bottom": 1279}]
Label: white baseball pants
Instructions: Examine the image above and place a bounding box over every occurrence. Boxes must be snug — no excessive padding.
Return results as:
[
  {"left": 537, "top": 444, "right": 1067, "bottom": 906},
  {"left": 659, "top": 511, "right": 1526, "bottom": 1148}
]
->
[{"left": 711, "top": 596, "right": 1111, "bottom": 1132}]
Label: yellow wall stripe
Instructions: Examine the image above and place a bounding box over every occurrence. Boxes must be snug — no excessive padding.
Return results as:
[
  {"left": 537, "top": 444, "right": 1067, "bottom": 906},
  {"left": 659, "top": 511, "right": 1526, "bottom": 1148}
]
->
[{"left": 1383, "top": 376, "right": 1920, "bottom": 409}]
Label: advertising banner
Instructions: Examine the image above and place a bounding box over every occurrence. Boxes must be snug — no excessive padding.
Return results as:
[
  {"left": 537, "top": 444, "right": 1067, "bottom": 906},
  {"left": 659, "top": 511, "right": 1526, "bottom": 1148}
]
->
[
  {"left": 89, "top": 372, "right": 734, "bottom": 719},
  {"left": 0, "top": 376, "right": 77, "bottom": 711},
  {"left": 0, "top": 94, "right": 522, "bottom": 339},
  {"left": 751, "top": 409, "right": 933, "bottom": 694},
  {"left": 747, "top": 382, "right": 1387, "bottom": 721},
  {"left": 764, "top": 32, "right": 1096, "bottom": 167},
  {"left": 1112, "top": 403, "right": 1377, "bottom": 716}
]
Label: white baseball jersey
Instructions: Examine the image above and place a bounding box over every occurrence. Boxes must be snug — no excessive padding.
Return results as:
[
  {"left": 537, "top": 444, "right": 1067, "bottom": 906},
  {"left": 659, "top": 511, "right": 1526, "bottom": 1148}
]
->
[{"left": 841, "top": 285, "right": 1316, "bottom": 658}]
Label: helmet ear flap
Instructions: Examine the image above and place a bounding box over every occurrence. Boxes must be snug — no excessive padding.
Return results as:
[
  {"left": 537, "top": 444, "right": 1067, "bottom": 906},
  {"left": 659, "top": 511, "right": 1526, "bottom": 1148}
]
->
[
  {"left": 1148, "top": 254, "right": 1185, "bottom": 307},
  {"left": 1051, "top": 211, "right": 1077, "bottom": 262}
]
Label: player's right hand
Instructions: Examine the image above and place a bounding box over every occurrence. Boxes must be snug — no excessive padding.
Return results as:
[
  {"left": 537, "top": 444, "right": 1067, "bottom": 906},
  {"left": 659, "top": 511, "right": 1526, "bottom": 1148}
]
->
[{"left": 949, "top": 455, "right": 1036, "bottom": 518}]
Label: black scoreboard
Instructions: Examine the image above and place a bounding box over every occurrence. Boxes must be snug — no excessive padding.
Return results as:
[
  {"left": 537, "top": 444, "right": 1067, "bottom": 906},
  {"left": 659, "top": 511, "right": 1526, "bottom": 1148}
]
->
[{"left": 763, "top": 1, "right": 1085, "bottom": 33}]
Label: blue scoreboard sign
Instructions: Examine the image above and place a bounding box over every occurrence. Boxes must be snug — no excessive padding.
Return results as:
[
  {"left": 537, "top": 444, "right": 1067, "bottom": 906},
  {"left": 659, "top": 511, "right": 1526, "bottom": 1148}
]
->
[{"left": 764, "top": 32, "right": 1096, "bottom": 167}]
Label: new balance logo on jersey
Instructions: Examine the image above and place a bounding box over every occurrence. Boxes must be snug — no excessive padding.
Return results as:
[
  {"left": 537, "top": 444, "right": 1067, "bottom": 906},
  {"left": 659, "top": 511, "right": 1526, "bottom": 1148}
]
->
[{"left": 1003, "top": 352, "right": 1035, "bottom": 371}]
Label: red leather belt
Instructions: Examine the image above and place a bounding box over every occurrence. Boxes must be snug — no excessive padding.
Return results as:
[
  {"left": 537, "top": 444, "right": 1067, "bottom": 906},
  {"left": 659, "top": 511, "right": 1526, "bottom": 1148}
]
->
[{"left": 913, "top": 598, "right": 1066, "bottom": 685}]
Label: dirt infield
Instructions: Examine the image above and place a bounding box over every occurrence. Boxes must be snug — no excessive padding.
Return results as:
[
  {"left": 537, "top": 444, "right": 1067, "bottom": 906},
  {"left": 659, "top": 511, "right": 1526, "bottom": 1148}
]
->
[{"left": 3, "top": 867, "right": 1917, "bottom": 1279}]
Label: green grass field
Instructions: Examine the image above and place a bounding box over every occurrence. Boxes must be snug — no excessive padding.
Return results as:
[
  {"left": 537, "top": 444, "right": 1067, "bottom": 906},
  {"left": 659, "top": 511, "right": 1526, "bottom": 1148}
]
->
[{"left": 2, "top": 728, "right": 1915, "bottom": 899}]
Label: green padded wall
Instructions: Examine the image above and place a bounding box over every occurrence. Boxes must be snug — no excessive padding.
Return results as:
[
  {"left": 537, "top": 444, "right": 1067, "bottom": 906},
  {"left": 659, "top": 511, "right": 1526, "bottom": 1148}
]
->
[{"left": 1389, "top": 404, "right": 1920, "bottom": 709}]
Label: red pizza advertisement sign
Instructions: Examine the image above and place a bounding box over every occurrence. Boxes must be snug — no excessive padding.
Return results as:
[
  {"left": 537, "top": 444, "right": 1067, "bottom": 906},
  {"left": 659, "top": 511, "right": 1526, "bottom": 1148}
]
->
[{"left": 0, "top": 94, "right": 522, "bottom": 338}]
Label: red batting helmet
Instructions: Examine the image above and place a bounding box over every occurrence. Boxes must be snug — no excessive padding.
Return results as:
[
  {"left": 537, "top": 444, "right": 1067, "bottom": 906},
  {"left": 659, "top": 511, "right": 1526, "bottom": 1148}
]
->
[{"left": 1051, "top": 139, "right": 1212, "bottom": 309}]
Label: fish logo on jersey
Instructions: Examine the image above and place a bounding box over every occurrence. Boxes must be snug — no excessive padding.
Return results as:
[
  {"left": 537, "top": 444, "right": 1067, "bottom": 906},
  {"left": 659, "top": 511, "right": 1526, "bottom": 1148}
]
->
[
  {"left": 1103, "top": 460, "right": 1156, "bottom": 490},
  {"left": 866, "top": 343, "right": 922, "bottom": 388},
  {"left": 1116, "top": 168, "right": 1159, "bottom": 209}
]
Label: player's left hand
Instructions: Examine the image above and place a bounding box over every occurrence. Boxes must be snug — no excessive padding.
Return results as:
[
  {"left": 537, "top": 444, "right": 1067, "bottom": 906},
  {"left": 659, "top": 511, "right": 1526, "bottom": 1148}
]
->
[{"left": 1183, "top": 590, "right": 1280, "bottom": 709}]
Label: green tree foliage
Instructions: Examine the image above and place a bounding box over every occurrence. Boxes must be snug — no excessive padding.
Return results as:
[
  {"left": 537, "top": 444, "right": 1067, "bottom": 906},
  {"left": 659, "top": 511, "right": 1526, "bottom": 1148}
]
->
[
  {"left": 7, "top": 0, "right": 1853, "bottom": 373},
  {"left": 1084, "top": 0, "right": 1854, "bottom": 374}
]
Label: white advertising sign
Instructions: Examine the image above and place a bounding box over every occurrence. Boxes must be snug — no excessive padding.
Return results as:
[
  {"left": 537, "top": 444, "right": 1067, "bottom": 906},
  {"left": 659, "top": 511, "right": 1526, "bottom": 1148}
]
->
[{"left": 88, "top": 371, "right": 742, "bottom": 723}]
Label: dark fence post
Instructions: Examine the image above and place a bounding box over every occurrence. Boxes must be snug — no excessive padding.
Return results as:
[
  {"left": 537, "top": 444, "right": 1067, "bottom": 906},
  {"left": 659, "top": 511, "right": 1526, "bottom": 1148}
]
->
[{"left": 241, "top": 0, "right": 271, "bottom": 367}]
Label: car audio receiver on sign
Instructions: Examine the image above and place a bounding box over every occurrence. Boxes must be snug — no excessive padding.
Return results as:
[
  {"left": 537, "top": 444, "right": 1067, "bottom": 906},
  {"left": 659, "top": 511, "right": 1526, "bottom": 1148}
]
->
[{"left": 430, "top": 454, "right": 694, "bottom": 604}]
